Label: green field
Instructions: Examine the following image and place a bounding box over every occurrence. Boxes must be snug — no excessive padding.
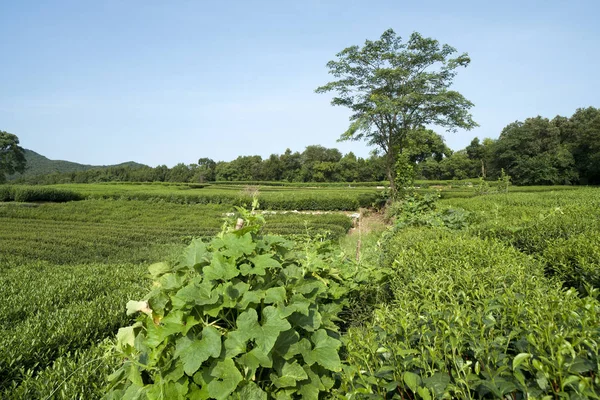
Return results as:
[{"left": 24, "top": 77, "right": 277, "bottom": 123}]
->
[
  {"left": 47, "top": 183, "right": 382, "bottom": 210},
  {"left": 1, "top": 184, "right": 599, "bottom": 398},
  {"left": 0, "top": 197, "right": 353, "bottom": 398}
]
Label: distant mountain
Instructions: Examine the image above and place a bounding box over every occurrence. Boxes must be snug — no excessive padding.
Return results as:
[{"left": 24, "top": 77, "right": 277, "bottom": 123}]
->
[{"left": 8, "top": 149, "right": 147, "bottom": 179}]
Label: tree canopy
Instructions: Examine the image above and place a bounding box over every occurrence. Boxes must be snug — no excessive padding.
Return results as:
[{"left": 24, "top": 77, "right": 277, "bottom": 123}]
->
[
  {"left": 316, "top": 29, "right": 477, "bottom": 193},
  {"left": 0, "top": 131, "right": 27, "bottom": 183}
]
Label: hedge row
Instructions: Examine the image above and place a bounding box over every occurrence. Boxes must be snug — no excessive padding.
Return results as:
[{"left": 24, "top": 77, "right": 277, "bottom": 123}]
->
[
  {"left": 86, "top": 191, "right": 378, "bottom": 210},
  {"left": 0, "top": 185, "right": 83, "bottom": 203}
]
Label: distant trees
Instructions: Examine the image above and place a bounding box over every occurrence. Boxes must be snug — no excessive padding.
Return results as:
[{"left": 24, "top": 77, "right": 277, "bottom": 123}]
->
[
  {"left": 560, "top": 107, "right": 600, "bottom": 184},
  {"left": 492, "top": 117, "right": 577, "bottom": 185},
  {"left": 9, "top": 107, "right": 599, "bottom": 186},
  {"left": 0, "top": 131, "right": 26, "bottom": 183},
  {"left": 316, "top": 29, "right": 477, "bottom": 194},
  {"left": 195, "top": 158, "right": 216, "bottom": 182}
]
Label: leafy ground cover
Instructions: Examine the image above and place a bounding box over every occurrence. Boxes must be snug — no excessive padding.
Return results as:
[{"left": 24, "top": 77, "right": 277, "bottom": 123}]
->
[
  {"left": 1, "top": 186, "right": 599, "bottom": 399},
  {"left": 0, "top": 199, "right": 352, "bottom": 398},
  {"left": 342, "top": 188, "right": 600, "bottom": 398}
]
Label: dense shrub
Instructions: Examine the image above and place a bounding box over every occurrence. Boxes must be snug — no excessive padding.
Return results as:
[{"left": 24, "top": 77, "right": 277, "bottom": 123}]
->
[
  {"left": 0, "top": 185, "right": 13, "bottom": 201},
  {"left": 10, "top": 186, "right": 83, "bottom": 202},
  {"left": 342, "top": 229, "right": 600, "bottom": 399},
  {"left": 107, "top": 208, "right": 349, "bottom": 398},
  {"left": 542, "top": 234, "right": 600, "bottom": 296}
]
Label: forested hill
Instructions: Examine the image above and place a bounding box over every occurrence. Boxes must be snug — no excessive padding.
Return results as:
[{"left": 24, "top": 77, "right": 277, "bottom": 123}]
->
[{"left": 7, "top": 149, "right": 146, "bottom": 179}]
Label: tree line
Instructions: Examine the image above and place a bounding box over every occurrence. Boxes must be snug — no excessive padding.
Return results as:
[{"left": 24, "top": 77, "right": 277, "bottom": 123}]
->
[
  {"left": 5, "top": 106, "right": 598, "bottom": 186},
  {"left": 418, "top": 107, "right": 600, "bottom": 185}
]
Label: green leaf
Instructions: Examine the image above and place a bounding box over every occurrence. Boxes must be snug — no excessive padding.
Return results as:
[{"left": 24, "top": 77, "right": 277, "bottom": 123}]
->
[
  {"left": 264, "top": 287, "right": 287, "bottom": 304},
  {"left": 567, "top": 357, "right": 595, "bottom": 374},
  {"left": 239, "top": 347, "right": 272, "bottom": 372},
  {"left": 204, "top": 253, "right": 239, "bottom": 281},
  {"left": 238, "top": 289, "right": 265, "bottom": 309},
  {"left": 244, "top": 254, "right": 281, "bottom": 276},
  {"left": 271, "top": 361, "right": 309, "bottom": 388},
  {"left": 236, "top": 382, "right": 267, "bottom": 400},
  {"left": 146, "top": 380, "right": 188, "bottom": 399},
  {"left": 280, "top": 294, "right": 310, "bottom": 317},
  {"left": 301, "top": 329, "right": 342, "bottom": 372},
  {"left": 207, "top": 358, "right": 243, "bottom": 400},
  {"left": 224, "top": 330, "right": 248, "bottom": 358},
  {"left": 298, "top": 364, "right": 326, "bottom": 398},
  {"left": 123, "top": 383, "right": 146, "bottom": 400},
  {"left": 282, "top": 264, "right": 303, "bottom": 280},
  {"left": 289, "top": 308, "right": 322, "bottom": 332},
  {"left": 417, "top": 387, "right": 432, "bottom": 400},
  {"left": 174, "top": 326, "right": 222, "bottom": 376},
  {"left": 212, "top": 232, "right": 255, "bottom": 259},
  {"left": 512, "top": 353, "right": 531, "bottom": 370},
  {"left": 236, "top": 307, "right": 291, "bottom": 353},
  {"left": 149, "top": 261, "right": 171, "bottom": 278},
  {"left": 174, "top": 280, "right": 218, "bottom": 306},
  {"left": 226, "top": 281, "right": 250, "bottom": 300},
  {"left": 146, "top": 311, "right": 186, "bottom": 347},
  {"left": 178, "top": 239, "right": 208, "bottom": 268},
  {"left": 272, "top": 329, "right": 300, "bottom": 360},
  {"left": 403, "top": 371, "right": 421, "bottom": 392},
  {"left": 158, "top": 273, "right": 185, "bottom": 290},
  {"left": 423, "top": 372, "right": 450, "bottom": 397},
  {"left": 117, "top": 325, "right": 137, "bottom": 349}
]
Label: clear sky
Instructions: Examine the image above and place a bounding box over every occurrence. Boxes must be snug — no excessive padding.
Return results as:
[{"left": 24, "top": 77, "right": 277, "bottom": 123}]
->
[{"left": 1, "top": 0, "right": 599, "bottom": 167}]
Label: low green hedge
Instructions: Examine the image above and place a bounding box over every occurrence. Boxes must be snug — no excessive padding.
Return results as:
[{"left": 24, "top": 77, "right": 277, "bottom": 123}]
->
[{"left": 0, "top": 185, "right": 83, "bottom": 203}]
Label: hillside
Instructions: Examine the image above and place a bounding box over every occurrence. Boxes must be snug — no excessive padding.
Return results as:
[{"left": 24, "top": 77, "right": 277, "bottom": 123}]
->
[{"left": 7, "top": 149, "right": 146, "bottom": 179}]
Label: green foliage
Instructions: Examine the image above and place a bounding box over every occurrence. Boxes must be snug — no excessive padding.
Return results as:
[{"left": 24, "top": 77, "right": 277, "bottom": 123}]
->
[
  {"left": 385, "top": 191, "right": 471, "bottom": 231},
  {"left": 497, "top": 168, "right": 511, "bottom": 193},
  {"left": 2, "top": 341, "right": 121, "bottom": 399},
  {"left": 342, "top": 229, "right": 600, "bottom": 399},
  {"left": 26, "top": 183, "right": 380, "bottom": 210},
  {"left": 107, "top": 207, "right": 348, "bottom": 398},
  {"left": 12, "top": 146, "right": 388, "bottom": 185},
  {"left": 542, "top": 234, "right": 600, "bottom": 296},
  {"left": 0, "top": 198, "right": 353, "bottom": 396},
  {"left": 492, "top": 117, "right": 578, "bottom": 185},
  {"left": 316, "top": 29, "right": 477, "bottom": 193},
  {"left": 12, "top": 185, "right": 83, "bottom": 202},
  {"left": 394, "top": 152, "right": 415, "bottom": 194},
  {"left": 0, "top": 184, "right": 13, "bottom": 201},
  {"left": 0, "top": 185, "right": 84, "bottom": 202},
  {"left": 0, "top": 130, "right": 26, "bottom": 183},
  {"left": 0, "top": 261, "right": 148, "bottom": 391}
]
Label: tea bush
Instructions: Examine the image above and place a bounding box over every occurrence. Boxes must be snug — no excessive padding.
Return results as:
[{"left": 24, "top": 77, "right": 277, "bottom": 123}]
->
[
  {"left": 6, "top": 185, "right": 84, "bottom": 202},
  {"left": 342, "top": 229, "right": 600, "bottom": 399}
]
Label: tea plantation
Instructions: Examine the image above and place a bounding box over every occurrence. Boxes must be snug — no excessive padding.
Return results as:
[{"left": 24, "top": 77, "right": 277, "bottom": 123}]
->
[{"left": 0, "top": 184, "right": 598, "bottom": 398}]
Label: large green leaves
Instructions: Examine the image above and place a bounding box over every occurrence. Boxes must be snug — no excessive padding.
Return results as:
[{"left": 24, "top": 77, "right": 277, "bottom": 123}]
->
[
  {"left": 108, "top": 216, "right": 347, "bottom": 399},
  {"left": 174, "top": 326, "right": 222, "bottom": 376},
  {"left": 207, "top": 359, "right": 243, "bottom": 400},
  {"left": 236, "top": 307, "right": 291, "bottom": 354},
  {"left": 300, "top": 329, "right": 342, "bottom": 372}
]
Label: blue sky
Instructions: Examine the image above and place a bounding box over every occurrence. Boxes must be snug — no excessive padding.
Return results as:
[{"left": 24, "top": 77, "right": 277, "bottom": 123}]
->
[{"left": 1, "top": 0, "right": 599, "bottom": 167}]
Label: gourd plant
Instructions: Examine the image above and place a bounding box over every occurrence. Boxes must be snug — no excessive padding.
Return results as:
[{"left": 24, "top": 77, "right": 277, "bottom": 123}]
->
[{"left": 106, "top": 200, "right": 348, "bottom": 399}]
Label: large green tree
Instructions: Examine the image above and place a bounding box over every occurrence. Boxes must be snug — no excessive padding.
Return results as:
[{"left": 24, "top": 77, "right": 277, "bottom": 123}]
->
[
  {"left": 0, "top": 130, "right": 27, "bottom": 183},
  {"left": 316, "top": 29, "right": 477, "bottom": 193},
  {"left": 557, "top": 107, "right": 600, "bottom": 184},
  {"left": 492, "top": 117, "right": 577, "bottom": 185}
]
